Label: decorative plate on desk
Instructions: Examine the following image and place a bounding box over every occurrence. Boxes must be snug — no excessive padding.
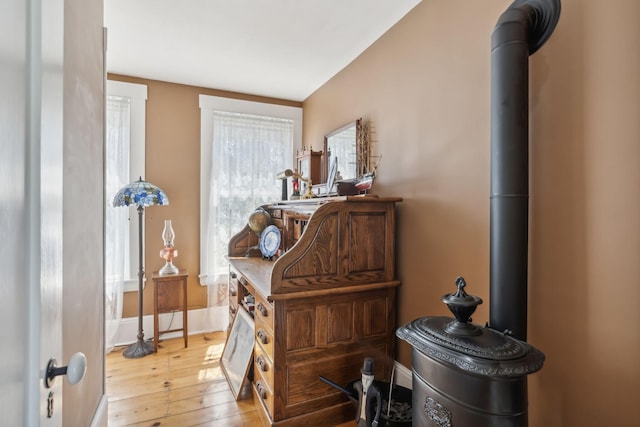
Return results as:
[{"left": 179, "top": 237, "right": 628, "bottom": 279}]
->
[{"left": 259, "top": 225, "right": 281, "bottom": 259}]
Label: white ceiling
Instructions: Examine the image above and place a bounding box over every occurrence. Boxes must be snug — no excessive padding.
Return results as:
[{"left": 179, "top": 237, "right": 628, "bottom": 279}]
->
[{"left": 104, "top": 0, "right": 421, "bottom": 102}]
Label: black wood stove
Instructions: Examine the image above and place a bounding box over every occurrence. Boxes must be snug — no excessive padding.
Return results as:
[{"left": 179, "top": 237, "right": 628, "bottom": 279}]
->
[
  {"left": 397, "top": 0, "right": 562, "bottom": 425},
  {"left": 397, "top": 277, "right": 544, "bottom": 426}
]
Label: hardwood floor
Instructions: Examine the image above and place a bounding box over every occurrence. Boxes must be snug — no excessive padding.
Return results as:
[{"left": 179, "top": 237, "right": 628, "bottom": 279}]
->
[{"left": 106, "top": 332, "right": 357, "bottom": 426}]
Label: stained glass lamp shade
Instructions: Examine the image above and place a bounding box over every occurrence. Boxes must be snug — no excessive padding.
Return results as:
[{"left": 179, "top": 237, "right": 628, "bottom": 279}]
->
[
  {"left": 113, "top": 177, "right": 169, "bottom": 358},
  {"left": 113, "top": 177, "right": 169, "bottom": 208}
]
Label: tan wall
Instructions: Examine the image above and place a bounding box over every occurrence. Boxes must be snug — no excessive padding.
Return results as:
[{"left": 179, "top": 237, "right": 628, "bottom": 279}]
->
[
  {"left": 107, "top": 74, "right": 301, "bottom": 317},
  {"left": 303, "top": 0, "right": 640, "bottom": 426}
]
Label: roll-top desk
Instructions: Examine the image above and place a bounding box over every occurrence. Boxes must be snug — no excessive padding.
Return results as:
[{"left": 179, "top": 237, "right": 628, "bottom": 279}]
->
[{"left": 227, "top": 196, "right": 401, "bottom": 427}]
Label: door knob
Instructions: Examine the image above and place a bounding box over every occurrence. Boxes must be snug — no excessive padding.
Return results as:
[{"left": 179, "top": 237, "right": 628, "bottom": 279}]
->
[{"left": 45, "top": 352, "right": 87, "bottom": 388}]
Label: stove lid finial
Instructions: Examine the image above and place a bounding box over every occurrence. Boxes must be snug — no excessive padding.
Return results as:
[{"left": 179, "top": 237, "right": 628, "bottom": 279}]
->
[{"left": 441, "top": 277, "right": 483, "bottom": 335}]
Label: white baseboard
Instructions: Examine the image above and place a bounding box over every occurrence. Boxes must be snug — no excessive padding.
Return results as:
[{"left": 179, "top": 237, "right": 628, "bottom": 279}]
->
[
  {"left": 89, "top": 394, "right": 108, "bottom": 427},
  {"left": 110, "top": 306, "right": 228, "bottom": 348}
]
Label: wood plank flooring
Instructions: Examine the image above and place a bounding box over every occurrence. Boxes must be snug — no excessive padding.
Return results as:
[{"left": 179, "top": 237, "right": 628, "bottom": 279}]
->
[{"left": 106, "top": 332, "right": 357, "bottom": 426}]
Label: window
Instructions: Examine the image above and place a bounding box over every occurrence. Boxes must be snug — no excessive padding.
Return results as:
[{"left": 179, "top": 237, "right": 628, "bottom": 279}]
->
[
  {"left": 199, "top": 95, "right": 302, "bottom": 288},
  {"left": 105, "top": 80, "right": 147, "bottom": 292}
]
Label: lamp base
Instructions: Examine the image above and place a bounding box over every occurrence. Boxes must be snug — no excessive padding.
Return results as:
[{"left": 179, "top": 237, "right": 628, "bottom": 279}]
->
[
  {"left": 123, "top": 338, "right": 154, "bottom": 358},
  {"left": 159, "top": 260, "right": 179, "bottom": 275}
]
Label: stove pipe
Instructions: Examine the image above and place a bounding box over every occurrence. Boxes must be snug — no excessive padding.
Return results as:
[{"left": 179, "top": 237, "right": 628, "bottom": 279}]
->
[{"left": 490, "top": 0, "right": 561, "bottom": 341}]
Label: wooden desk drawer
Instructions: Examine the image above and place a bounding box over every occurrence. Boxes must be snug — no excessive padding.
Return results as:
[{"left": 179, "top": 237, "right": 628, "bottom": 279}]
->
[
  {"left": 228, "top": 267, "right": 240, "bottom": 309},
  {"left": 254, "top": 373, "right": 274, "bottom": 418},
  {"left": 229, "top": 267, "right": 239, "bottom": 287},
  {"left": 228, "top": 303, "right": 238, "bottom": 328},
  {"left": 254, "top": 293, "right": 273, "bottom": 332},
  {"left": 254, "top": 342, "right": 274, "bottom": 388},
  {"left": 255, "top": 318, "right": 274, "bottom": 358}
]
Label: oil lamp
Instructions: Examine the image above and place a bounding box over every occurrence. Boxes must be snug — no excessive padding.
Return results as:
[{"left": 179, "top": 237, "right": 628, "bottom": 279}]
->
[{"left": 159, "top": 219, "right": 179, "bottom": 275}]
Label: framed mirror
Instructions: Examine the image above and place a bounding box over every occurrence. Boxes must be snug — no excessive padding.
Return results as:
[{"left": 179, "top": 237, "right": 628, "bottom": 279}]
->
[{"left": 323, "top": 118, "right": 367, "bottom": 185}]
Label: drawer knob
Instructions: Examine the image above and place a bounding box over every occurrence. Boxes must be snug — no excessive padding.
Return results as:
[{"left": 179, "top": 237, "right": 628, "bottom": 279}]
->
[
  {"left": 257, "top": 329, "right": 269, "bottom": 345},
  {"left": 257, "top": 355, "right": 268, "bottom": 372},
  {"left": 256, "top": 381, "right": 267, "bottom": 399},
  {"left": 230, "top": 271, "right": 237, "bottom": 279},
  {"left": 229, "top": 306, "right": 236, "bottom": 315},
  {"left": 257, "top": 303, "right": 268, "bottom": 317},
  {"left": 230, "top": 286, "right": 237, "bottom": 297}
]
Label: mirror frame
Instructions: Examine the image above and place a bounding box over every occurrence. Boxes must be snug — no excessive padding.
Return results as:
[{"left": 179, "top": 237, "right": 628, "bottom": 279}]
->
[{"left": 323, "top": 118, "right": 368, "bottom": 184}]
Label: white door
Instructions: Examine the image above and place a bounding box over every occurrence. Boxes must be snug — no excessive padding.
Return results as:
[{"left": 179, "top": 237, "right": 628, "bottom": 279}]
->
[{"left": 0, "top": 0, "right": 68, "bottom": 425}]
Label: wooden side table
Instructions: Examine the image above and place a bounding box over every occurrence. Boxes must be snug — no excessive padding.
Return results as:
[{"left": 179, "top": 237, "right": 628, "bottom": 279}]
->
[{"left": 152, "top": 270, "right": 188, "bottom": 352}]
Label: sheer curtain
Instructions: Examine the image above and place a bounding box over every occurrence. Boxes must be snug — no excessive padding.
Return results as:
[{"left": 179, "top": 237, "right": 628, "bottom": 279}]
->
[
  {"left": 201, "top": 111, "right": 293, "bottom": 331},
  {"left": 104, "top": 95, "right": 130, "bottom": 353}
]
